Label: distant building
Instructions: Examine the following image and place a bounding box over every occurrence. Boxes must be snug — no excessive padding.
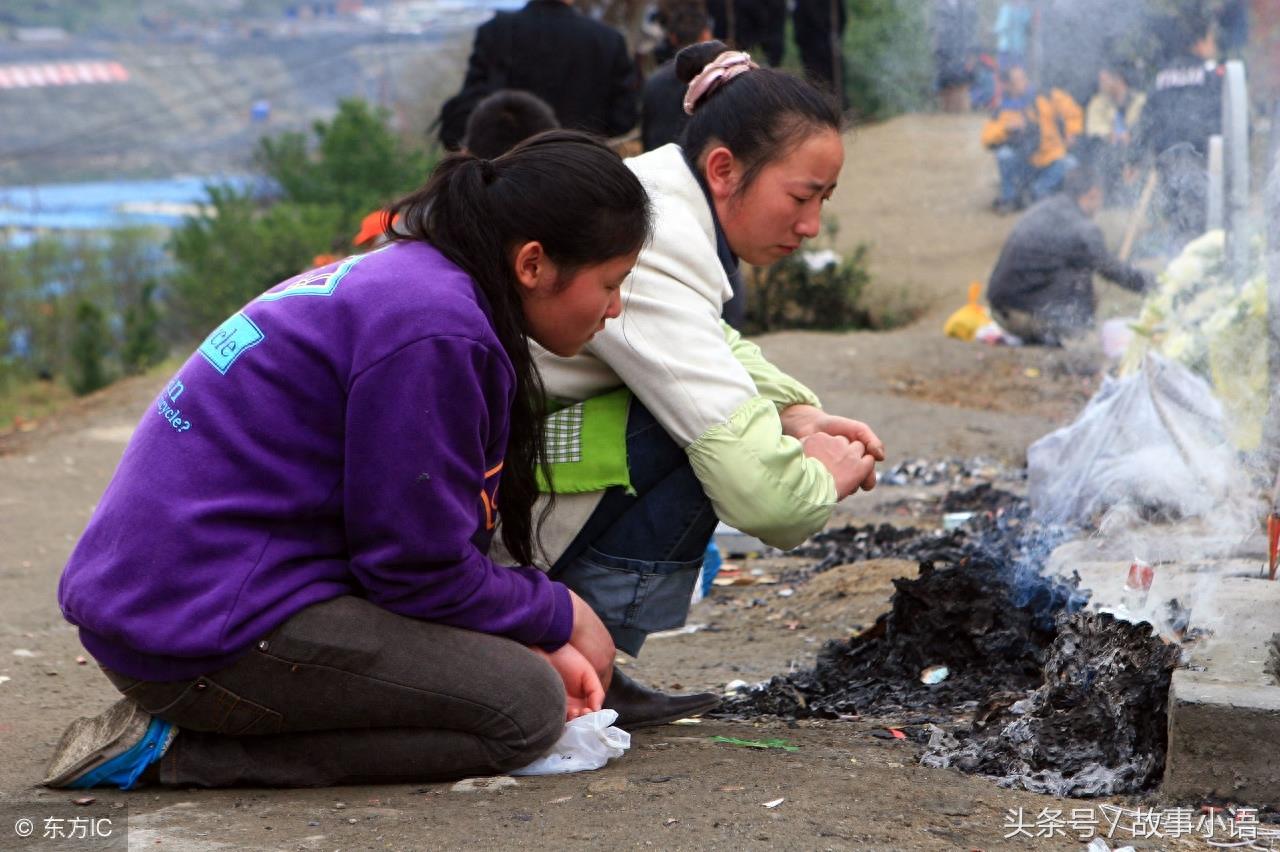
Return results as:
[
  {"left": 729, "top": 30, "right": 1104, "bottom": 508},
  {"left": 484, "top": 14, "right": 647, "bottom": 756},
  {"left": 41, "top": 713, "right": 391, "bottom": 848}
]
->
[
  {"left": 0, "top": 61, "right": 129, "bottom": 89},
  {"left": 9, "top": 27, "right": 70, "bottom": 43}
]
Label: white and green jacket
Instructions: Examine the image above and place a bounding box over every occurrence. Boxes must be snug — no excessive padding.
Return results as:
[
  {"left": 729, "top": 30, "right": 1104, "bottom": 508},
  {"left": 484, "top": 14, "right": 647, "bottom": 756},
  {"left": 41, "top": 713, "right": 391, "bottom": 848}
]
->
[{"left": 527, "top": 143, "right": 837, "bottom": 566}]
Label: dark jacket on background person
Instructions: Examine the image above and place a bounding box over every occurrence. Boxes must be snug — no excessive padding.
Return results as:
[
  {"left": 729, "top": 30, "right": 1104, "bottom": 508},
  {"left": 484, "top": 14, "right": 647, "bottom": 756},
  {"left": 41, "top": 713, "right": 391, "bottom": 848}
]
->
[
  {"left": 641, "top": 60, "right": 689, "bottom": 151},
  {"left": 793, "top": 0, "right": 847, "bottom": 92},
  {"left": 1218, "top": 0, "right": 1249, "bottom": 55},
  {"left": 1038, "top": 0, "right": 1143, "bottom": 105},
  {"left": 987, "top": 194, "right": 1151, "bottom": 334},
  {"left": 931, "top": 0, "right": 978, "bottom": 89},
  {"left": 1133, "top": 55, "right": 1223, "bottom": 161},
  {"left": 441, "top": 0, "right": 638, "bottom": 148},
  {"left": 706, "top": 0, "right": 786, "bottom": 65}
]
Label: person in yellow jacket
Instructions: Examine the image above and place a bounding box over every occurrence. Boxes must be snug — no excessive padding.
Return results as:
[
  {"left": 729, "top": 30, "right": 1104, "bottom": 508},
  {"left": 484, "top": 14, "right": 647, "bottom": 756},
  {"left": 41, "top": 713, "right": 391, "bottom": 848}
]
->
[{"left": 981, "top": 65, "right": 1083, "bottom": 213}]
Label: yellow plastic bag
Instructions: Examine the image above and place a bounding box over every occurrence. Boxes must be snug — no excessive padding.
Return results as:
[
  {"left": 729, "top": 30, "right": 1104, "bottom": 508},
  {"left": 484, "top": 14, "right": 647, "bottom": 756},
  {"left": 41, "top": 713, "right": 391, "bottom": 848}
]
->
[{"left": 943, "top": 282, "right": 990, "bottom": 341}]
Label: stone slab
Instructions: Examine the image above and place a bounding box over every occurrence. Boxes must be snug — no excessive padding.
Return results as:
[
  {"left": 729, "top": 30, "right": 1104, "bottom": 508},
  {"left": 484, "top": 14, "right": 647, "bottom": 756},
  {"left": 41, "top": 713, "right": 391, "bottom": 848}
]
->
[{"left": 1046, "top": 532, "right": 1268, "bottom": 570}]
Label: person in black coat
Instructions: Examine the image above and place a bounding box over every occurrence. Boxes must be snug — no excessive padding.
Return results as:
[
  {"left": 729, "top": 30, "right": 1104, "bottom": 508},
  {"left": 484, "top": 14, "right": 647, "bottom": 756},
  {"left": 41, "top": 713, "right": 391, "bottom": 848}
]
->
[
  {"left": 642, "top": 2, "right": 711, "bottom": 151},
  {"left": 794, "top": 0, "right": 847, "bottom": 101},
  {"left": 704, "top": 0, "right": 786, "bottom": 67},
  {"left": 1134, "top": 12, "right": 1222, "bottom": 162},
  {"left": 930, "top": 0, "right": 976, "bottom": 111},
  {"left": 1130, "top": 12, "right": 1222, "bottom": 249},
  {"left": 439, "top": 0, "right": 638, "bottom": 149}
]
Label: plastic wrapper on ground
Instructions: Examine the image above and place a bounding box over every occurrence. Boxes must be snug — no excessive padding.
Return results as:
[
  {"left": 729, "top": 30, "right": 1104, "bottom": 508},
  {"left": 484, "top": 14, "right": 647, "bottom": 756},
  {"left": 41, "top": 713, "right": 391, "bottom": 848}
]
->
[{"left": 510, "top": 709, "right": 630, "bottom": 776}]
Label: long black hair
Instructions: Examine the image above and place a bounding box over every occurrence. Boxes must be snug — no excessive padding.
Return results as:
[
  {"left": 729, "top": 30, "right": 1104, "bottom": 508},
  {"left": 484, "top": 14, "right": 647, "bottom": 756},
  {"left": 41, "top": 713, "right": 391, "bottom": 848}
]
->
[
  {"left": 388, "top": 130, "right": 652, "bottom": 565},
  {"left": 677, "top": 40, "right": 844, "bottom": 194}
]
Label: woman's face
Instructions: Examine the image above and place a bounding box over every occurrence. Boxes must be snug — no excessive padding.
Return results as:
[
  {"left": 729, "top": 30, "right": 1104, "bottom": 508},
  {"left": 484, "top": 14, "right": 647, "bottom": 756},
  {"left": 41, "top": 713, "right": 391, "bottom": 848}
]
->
[
  {"left": 711, "top": 128, "right": 844, "bottom": 267},
  {"left": 517, "top": 248, "right": 638, "bottom": 357}
]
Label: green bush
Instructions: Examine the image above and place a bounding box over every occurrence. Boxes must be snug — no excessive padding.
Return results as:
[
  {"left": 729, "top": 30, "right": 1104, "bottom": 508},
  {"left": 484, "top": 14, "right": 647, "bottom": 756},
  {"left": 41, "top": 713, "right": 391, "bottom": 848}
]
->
[
  {"left": 844, "top": 0, "right": 933, "bottom": 120},
  {"left": 0, "top": 314, "right": 12, "bottom": 396},
  {"left": 69, "top": 301, "right": 110, "bottom": 396},
  {"left": 4, "top": 98, "right": 433, "bottom": 407},
  {"left": 169, "top": 186, "right": 344, "bottom": 336},
  {"left": 170, "top": 98, "right": 436, "bottom": 338},
  {"left": 746, "top": 243, "right": 873, "bottom": 332},
  {"left": 255, "top": 98, "right": 434, "bottom": 242},
  {"left": 122, "top": 283, "right": 166, "bottom": 374},
  {"left": 0, "top": 229, "right": 166, "bottom": 383}
]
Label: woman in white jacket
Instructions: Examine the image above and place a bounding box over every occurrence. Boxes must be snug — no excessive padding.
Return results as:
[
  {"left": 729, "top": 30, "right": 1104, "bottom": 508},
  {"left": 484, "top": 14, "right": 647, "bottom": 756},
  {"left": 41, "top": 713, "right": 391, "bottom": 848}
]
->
[{"left": 529, "top": 42, "right": 884, "bottom": 728}]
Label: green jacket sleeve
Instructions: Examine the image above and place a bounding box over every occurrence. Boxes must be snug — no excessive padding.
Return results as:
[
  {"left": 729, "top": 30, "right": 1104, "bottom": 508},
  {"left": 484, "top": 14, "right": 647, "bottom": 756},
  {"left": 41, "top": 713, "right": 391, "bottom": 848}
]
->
[
  {"left": 686, "top": 395, "right": 837, "bottom": 550},
  {"left": 722, "top": 322, "right": 822, "bottom": 412}
]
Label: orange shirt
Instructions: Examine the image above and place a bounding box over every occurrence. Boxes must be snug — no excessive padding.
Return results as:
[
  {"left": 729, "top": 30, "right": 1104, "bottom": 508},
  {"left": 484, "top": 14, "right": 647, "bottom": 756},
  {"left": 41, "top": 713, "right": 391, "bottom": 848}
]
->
[{"left": 981, "top": 88, "right": 1084, "bottom": 169}]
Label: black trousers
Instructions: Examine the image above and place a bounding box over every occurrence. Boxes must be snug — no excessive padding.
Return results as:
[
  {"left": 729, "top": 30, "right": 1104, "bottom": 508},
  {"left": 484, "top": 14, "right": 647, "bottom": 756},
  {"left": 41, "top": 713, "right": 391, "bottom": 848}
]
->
[{"left": 102, "top": 596, "right": 565, "bottom": 787}]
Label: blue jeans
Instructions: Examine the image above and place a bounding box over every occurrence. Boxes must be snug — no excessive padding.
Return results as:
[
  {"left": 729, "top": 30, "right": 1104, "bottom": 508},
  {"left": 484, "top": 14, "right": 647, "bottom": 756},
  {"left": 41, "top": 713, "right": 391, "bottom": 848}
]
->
[
  {"left": 996, "top": 146, "right": 1074, "bottom": 204},
  {"left": 550, "top": 400, "right": 718, "bottom": 656}
]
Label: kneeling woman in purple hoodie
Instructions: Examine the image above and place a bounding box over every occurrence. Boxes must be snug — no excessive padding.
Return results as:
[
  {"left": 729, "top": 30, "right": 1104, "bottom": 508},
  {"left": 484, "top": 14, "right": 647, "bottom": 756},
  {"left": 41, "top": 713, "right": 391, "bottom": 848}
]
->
[{"left": 45, "top": 131, "right": 650, "bottom": 789}]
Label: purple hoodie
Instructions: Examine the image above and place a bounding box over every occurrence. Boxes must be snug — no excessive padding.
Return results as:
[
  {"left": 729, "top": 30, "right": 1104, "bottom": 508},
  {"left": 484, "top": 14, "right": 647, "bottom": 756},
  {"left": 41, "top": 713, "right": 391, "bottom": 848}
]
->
[{"left": 58, "top": 241, "right": 572, "bottom": 681}]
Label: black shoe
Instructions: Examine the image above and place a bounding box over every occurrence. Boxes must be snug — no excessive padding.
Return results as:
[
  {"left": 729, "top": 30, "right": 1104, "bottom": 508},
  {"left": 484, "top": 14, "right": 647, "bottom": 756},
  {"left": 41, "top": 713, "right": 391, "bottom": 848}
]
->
[{"left": 604, "top": 667, "right": 720, "bottom": 731}]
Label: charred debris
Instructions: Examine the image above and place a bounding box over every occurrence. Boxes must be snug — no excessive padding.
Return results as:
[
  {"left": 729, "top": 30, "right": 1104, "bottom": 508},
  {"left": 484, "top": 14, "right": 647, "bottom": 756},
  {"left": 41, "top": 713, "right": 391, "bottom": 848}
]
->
[{"left": 718, "top": 493, "right": 1186, "bottom": 796}]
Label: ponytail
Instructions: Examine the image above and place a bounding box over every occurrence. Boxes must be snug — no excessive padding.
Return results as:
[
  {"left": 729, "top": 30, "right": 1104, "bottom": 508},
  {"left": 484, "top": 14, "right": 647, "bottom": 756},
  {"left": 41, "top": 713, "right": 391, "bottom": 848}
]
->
[{"left": 388, "top": 131, "right": 651, "bottom": 565}]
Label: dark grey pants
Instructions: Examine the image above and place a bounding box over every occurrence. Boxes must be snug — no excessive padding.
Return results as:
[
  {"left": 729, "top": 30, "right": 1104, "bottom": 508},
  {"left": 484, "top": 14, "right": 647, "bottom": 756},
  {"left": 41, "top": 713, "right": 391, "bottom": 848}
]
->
[{"left": 101, "top": 596, "right": 565, "bottom": 788}]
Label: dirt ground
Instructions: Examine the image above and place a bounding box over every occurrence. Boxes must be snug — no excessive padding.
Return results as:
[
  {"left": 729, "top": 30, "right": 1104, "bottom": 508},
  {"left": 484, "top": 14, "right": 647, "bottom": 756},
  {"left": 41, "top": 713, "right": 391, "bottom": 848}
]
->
[{"left": 0, "top": 114, "right": 1190, "bottom": 851}]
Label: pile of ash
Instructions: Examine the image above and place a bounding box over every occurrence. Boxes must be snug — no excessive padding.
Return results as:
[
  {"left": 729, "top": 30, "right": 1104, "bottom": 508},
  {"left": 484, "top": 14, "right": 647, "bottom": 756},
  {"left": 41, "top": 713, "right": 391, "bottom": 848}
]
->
[
  {"left": 921, "top": 612, "right": 1181, "bottom": 797},
  {"left": 789, "top": 498, "right": 1072, "bottom": 582},
  {"left": 718, "top": 555, "right": 1086, "bottom": 719},
  {"left": 722, "top": 497, "right": 1180, "bottom": 796},
  {"left": 787, "top": 524, "right": 966, "bottom": 575},
  {"left": 941, "top": 482, "right": 1023, "bottom": 514}
]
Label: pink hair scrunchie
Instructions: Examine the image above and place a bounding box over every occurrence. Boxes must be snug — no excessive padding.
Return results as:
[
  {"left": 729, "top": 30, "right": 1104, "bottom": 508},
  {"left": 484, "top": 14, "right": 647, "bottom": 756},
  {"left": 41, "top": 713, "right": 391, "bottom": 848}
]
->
[{"left": 683, "top": 51, "right": 759, "bottom": 115}]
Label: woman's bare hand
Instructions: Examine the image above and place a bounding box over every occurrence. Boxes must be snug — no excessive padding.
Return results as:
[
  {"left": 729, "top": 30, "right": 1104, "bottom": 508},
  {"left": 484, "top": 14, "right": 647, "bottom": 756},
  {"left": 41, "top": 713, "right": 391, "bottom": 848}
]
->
[
  {"left": 530, "top": 643, "right": 605, "bottom": 720},
  {"left": 800, "top": 432, "right": 878, "bottom": 500}
]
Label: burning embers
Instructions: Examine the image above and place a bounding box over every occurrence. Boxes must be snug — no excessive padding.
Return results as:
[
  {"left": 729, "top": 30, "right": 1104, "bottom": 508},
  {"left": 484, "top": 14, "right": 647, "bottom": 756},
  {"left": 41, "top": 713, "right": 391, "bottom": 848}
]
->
[
  {"left": 722, "top": 499, "right": 1184, "bottom": 797},
  {"left": 785, "top": 485, "right": 1032, "bottom": 578}
]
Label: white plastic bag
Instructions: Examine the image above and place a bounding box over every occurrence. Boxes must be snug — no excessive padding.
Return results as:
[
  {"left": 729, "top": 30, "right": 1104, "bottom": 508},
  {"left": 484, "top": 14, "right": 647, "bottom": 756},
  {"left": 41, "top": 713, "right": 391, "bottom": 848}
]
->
[
  {"left": 1028, "top": 353, "right": 1236, "bottom": 525},
  {"left": 510, "top": 709, "right": 631, "bottom": 776}
]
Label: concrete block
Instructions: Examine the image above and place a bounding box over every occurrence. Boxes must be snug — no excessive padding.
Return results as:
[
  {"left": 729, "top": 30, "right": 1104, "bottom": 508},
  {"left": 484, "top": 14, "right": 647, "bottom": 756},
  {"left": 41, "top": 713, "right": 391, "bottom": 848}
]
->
[
  {"left": 1164, "top": 668, "right": 1280, "bottom": 806},
  {"left": 1163, "top": 576, "right": 1280, "bottom": 806}
]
